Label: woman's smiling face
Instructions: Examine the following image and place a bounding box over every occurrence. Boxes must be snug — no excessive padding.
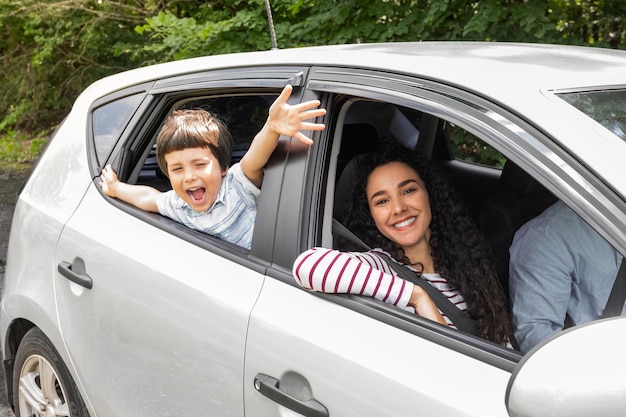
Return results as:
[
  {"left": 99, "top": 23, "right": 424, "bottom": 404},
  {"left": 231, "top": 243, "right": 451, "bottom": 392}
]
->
[{"left": 366, "top": 161, "right": 432, "bottom": 255}]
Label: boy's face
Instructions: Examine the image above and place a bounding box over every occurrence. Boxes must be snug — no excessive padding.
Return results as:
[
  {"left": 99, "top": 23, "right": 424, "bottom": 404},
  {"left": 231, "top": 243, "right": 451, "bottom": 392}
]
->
[{"left": 165, "top": 147, "right": 227, "bottom": 212}]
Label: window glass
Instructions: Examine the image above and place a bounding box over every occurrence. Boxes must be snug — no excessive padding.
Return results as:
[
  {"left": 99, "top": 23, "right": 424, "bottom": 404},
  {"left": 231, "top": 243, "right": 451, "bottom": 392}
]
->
[
  {"left": 447, "top": 122, "right": 506, "bottom": 168},
  {"left": 92, "top": 93, "right": 144, "bottom": 164},
  {"left": 557, "top": 89, "right": 626, "bottom": 141}
]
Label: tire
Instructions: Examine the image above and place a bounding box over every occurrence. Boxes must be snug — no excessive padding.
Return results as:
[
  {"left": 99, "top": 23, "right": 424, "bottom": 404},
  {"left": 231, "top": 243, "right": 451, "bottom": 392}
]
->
[{"left": 12, "top": 327, "right": 90, "bottom": 417}]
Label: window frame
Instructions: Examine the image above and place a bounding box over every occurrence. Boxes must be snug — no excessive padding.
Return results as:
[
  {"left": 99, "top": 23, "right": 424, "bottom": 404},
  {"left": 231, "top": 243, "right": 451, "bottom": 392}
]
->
[{"left": 89, "top": 66, "right": 311, "bottom": 265}]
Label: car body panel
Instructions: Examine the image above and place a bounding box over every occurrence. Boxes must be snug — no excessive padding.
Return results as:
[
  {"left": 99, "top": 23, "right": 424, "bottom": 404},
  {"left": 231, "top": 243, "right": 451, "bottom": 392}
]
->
[
  {"left": 245, "top": 276, "right": 511, "bottom": 417},
  {"left": 1, "top": 103, "right": 94, "bottom": 361},
  {"left": 53, "top": 183, "right": 265, "bottom": 416}
]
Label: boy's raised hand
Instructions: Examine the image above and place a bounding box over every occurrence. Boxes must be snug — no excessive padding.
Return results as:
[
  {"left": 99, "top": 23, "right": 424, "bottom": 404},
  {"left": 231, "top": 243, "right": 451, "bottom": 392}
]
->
[{"left": 267, "top": 84, "right": 326, "bottom": 145}]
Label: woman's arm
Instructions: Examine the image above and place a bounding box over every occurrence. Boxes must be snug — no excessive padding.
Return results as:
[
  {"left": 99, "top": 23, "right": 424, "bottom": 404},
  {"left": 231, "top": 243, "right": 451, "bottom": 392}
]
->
[
  {"left": 293, "top": 247, "right": 411, "bottom": 306},
  {"left": 408, "top": 286, "right": 447, "bottom": 325},
  {"left": 293, "top": 247, "right": 445, "bottom": 323}
]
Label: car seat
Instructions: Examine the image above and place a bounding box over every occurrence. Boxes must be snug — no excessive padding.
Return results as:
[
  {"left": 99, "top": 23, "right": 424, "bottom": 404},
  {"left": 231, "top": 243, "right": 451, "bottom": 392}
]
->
[
  {"left": 334, "top": 123, "right": 381, "bottom": 219},
  {"left": 479, "top": 161, "right": 557, "bottom": 296}
]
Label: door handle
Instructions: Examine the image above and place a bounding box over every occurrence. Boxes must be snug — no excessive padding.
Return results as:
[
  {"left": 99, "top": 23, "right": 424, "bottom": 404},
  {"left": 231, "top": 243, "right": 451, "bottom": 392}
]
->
[
  {"left": 254, "top": 373, "right": 328, "bottom": 417},
  {"left": 58, "top": 260, "right": 93, "bottom": 289}
]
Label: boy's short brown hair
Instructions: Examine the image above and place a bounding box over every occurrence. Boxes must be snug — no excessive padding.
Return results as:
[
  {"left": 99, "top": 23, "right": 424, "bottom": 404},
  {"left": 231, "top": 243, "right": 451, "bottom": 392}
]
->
[{"left": 156, "top": 109, "right": 233, "bottom": 176}]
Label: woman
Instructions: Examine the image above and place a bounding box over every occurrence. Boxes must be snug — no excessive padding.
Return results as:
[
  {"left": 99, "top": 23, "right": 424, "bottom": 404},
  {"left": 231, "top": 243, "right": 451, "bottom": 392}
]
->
[{"left": 293, "top": 144, "right": 510, "bottom": 344}]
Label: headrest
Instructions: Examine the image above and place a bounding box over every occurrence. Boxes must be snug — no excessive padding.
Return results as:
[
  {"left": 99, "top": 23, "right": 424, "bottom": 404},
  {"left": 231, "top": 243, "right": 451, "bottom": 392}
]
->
[
  {"left": 338, "top": 124, "right": 380, "bottom": 160},
  {"left": 334, "top": 153, "right": 374, "bottom": 222},
  {"left": 500, "top": 161, "right": 547, "bottom": 196}
]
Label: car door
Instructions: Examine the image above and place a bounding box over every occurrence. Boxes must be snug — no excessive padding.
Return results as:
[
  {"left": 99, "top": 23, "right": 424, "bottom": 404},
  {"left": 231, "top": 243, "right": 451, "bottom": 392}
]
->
[
  {"left": 55, "top": 188, "right": 264, "bottom": 416},
  {"left": 53, "top": 69, "right": 308, "bottom": 416},
  {"left": 245, "top": 276, "right": 514, "bottom": 417},
  {"left": 243, "top": 83, "right": 520, "bottom": 417}
]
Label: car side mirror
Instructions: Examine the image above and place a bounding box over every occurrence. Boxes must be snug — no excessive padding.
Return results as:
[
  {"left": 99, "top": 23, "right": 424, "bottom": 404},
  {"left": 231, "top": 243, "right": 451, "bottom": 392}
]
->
[{"left": 506, "top": 317, "right": 626, "bottom": 417}]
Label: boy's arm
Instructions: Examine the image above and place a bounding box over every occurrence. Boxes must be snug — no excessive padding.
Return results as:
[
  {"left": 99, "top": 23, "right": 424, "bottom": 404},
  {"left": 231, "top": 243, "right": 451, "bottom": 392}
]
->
[
  {"left": 99, "top": 165, "right": 161, "bottom": 213},
  {"left": 240, "top": 84, "right": 326, "bottom": 188}
]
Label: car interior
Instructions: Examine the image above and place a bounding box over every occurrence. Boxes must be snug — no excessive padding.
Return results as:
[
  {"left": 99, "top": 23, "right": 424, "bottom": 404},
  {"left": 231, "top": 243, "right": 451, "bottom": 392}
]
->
[
  {"left": 328, "top": 98, "right": 560, "bottom": 314},
  {"left": 129, "top": 91, "right": 567, "bottom": 351}
]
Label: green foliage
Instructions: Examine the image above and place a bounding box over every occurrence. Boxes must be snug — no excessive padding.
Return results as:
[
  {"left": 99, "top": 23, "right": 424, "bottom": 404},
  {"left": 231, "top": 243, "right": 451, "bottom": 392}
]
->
[
  {"left": 550, "top": 0, "right": 625, "bottom": 48},
  {"left": 0, "top": 0, "right": 156, "bottom": 134},
  {"left": 463, "top": 0, "right": 556, "bottom": 41},
  {"left": 448, "top": 124, "right": 507, "bottom": 168},
  {"left": 0, "top": 129, "right": 47, "bottom": 168},
  {"left": 0, "top": 0, "right": 624, "bottom": 167},
  {"left": 132, "top": 1, "right": 275, "bottom": 62}
]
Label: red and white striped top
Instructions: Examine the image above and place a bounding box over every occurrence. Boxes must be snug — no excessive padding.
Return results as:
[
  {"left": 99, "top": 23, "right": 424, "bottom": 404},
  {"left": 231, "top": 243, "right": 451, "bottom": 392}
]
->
[{"left": 292, "top": 247, "right": 467, "bottom": 327}]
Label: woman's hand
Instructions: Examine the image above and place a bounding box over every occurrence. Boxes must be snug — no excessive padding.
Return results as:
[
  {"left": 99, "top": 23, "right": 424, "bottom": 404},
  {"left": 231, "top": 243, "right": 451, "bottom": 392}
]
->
[{"left": 408, "top": 286, "right": 447, "bottom": 325}]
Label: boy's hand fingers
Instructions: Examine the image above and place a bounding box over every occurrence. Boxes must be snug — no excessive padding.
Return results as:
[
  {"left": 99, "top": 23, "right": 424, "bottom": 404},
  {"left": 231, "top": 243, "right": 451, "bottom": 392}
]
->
[
  {"left": 299, "top": 122, "right": 326, "bottom": 131},
  {"left": 298, "top": 108, "right": 326, "bottom": 121},
  {"left": 293, "top": 132, "right": 314, "bottom": 146},
  {"left": 276, "top": 84, "right": 293, "bottom": 104},
  {"left": 294, "top": 99, "right": 321, "bottom": 110}
]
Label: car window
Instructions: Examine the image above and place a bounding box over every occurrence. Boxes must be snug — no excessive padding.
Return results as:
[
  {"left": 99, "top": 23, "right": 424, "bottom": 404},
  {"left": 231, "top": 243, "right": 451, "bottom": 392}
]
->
[
  {"left": 92, "top": 93, "right": 144, "bottom": 165},
  {"left": 137, "top": 94, "right": 275, "bottom": 192},
  {"left": 179, "top": 95, "right": 274, "bottom": 163},
  {"left": 323, "top": 97, "right": 515, "bottom": 347},
  {"left": 557, "top": 88, "right": 626, "bottom": 141},
  {"left": 126, "top": 92, "right": 279, "bottom": 252},
  {"left": 447, "top": 122, "right": 506, "bottom": 168},
  {"left": 321, "top": 93, "right": 589, "bottom": 354}
]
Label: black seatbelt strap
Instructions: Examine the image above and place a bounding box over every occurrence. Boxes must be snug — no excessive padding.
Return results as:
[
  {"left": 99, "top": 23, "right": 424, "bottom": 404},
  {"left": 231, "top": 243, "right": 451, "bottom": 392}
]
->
[
  {"left": 333, "top": 219, "right": 478, "bottom": 335},
  {"left": 602, "top": 258, "right": 626, "bottom": 319},
  {"left": 377, "top": 252, "right": 478, "bottom": 336}
]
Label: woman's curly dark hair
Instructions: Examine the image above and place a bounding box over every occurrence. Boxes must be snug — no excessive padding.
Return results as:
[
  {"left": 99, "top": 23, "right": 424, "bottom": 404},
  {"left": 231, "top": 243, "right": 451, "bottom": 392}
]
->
[{"left": 343, "top": 143, "right": 510, "bottom": 344}]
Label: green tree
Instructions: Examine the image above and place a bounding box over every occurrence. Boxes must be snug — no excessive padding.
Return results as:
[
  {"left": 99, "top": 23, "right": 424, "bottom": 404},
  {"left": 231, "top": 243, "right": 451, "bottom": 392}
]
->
[
  {"left": 550, "top": 0, "right": 625, "bottom": 48},
  {"left": 0, "top": 0, "right": 158, "bottom": 133},
  {"left": 0, "top": 0, "right": 624, "bottom": 154}
]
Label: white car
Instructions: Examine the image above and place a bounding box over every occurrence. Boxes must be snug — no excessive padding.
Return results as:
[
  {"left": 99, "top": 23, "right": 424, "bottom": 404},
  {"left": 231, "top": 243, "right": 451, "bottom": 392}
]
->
[{"left": 2, "top": 42, "right": 625, "bottom": 417}]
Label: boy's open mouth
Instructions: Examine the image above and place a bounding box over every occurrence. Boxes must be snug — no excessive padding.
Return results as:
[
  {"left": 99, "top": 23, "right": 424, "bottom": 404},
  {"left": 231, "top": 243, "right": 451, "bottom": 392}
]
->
[{"left": 187, "top": 187, "right": 206, "bottom": 203}]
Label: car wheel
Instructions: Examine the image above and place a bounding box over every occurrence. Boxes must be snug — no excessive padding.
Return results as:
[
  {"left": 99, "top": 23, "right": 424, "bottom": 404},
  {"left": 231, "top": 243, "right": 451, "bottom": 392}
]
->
[{"left": 12, "top": 327, "right": 90, "bottom": 417}]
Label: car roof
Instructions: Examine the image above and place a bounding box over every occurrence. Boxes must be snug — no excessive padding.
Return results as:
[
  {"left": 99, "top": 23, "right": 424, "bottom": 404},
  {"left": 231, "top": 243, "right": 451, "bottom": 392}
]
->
[{"left": 90, "top": 42, "right": 626, "bottom": 100}]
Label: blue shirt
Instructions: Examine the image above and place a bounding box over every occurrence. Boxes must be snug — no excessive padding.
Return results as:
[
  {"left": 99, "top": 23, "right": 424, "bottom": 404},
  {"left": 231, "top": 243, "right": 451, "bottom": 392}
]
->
[
  {"left": 156, "top": 163, "right": 260, "bottom": 249},
  {"left": 509, "top": 201, "right": 623, "bottom": 353}
]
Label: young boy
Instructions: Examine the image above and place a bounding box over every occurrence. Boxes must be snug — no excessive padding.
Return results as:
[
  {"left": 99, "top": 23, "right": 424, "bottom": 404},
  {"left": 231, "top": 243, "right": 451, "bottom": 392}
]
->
[{"left": 100, "top": 85, "right": 326, "bottom": 249}]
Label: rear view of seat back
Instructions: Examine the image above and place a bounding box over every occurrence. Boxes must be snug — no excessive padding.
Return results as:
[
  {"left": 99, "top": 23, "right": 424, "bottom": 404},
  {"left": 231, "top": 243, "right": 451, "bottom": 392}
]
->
[{"left": 334, "top": 123, "right": 381, "bottom": 222}]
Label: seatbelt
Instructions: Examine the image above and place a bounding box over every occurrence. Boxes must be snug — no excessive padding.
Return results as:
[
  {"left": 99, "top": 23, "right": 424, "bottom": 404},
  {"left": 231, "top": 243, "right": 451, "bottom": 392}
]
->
[
  {"left": 378, "top": 253, "right": 478, "bottom": 336},
  {"left": 332, "top": 219, "right": 478, "bottom": 335},
  {"left": 602, "top": 258, "right": 626, "bottom": 318}
]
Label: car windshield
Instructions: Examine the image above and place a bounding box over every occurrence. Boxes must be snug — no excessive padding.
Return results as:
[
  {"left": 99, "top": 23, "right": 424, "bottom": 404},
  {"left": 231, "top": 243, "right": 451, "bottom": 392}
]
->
[{"left": 557, "top": 89, "right": 626, "bottom": 141}]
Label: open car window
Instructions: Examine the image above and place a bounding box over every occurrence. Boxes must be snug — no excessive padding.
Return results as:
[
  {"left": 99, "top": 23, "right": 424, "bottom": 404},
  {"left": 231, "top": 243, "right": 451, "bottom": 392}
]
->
[
  {"left": 136, "top": 94, "right": 276, "bottom": 192},
  {"left": 318, "top": 89, "right": 624, "bottom": 356}
]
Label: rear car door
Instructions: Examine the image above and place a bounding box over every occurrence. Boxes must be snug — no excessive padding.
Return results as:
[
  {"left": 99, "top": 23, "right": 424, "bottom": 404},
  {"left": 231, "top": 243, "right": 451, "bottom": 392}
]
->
[{"left": 53, "top": 68, "right": 308, "bottom": 416}]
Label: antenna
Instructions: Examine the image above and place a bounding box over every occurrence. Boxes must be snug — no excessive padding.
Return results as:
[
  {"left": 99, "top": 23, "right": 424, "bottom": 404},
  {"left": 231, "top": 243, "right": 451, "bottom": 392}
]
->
[{"left": 264, "top": 0, "right": 278, "bottom": 50}]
